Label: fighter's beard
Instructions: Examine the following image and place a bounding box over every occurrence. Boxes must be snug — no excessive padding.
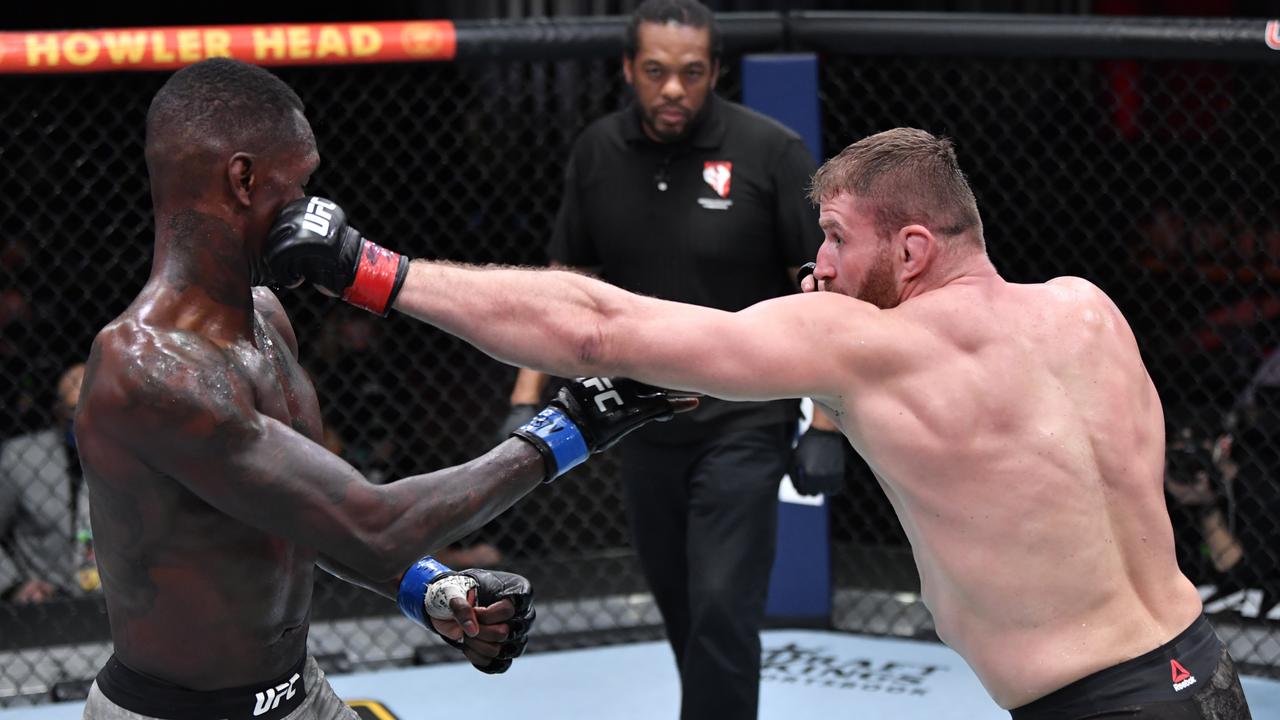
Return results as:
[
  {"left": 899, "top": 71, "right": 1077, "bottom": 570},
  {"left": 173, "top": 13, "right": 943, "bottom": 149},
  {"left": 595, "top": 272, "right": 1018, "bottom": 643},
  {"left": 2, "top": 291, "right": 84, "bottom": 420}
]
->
[{"left": 857, "top": 244, "right": 900, "bottom": 310}]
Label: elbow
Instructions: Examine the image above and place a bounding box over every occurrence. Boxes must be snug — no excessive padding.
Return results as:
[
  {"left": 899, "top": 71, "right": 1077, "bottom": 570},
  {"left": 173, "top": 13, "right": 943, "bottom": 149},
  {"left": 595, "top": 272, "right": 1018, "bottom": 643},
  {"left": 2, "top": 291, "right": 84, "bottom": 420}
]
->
[
  {"left": 345, "top": 499, "right": 475, "bottom": 582},
  {"left": 574, "top": 320, "right": 633, "bottom": 379},
  {"left": 340, "top": 498, "right": 422, "bottom": 582},
  {"left": 574, "top": 319, "right": 609, "bottom": 376},
  {"left": 570, "top": 299, "right": 631, "bottom": 378},
  {"left": 343, "top": 527, "right": 408, "bottom": 583}
]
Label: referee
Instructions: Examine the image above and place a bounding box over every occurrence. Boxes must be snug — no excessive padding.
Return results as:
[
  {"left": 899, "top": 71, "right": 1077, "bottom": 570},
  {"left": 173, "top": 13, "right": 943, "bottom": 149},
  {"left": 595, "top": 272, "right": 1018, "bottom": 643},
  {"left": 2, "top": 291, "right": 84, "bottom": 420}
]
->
[{"left": 498, "top": 2, "right": 837, "bottom": 717}]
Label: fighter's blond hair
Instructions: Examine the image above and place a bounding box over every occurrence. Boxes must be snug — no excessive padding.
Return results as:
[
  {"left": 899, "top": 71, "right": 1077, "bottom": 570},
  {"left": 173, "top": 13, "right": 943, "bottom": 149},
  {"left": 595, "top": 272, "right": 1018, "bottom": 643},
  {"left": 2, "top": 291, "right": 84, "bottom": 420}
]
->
[{"left": 809, "top": 128, "right": 984, "bottom": 249}]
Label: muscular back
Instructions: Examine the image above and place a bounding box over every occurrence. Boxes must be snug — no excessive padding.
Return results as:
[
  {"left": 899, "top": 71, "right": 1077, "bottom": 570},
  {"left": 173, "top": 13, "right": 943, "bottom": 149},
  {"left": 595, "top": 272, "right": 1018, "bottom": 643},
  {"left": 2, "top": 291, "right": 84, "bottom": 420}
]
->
[
  {"left": 838, "top": 276, "right": 1202, "bottom": 708},
  {"left": 76, "top": 286, "right": 324, "bottom": 689}
]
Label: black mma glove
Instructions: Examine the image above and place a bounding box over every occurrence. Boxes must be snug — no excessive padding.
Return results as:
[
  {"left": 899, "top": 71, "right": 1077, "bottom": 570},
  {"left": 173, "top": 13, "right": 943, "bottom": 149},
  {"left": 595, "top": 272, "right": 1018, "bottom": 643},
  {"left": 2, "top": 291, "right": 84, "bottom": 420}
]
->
[
  {"left": 434, "top": 569, "right": 536, "bottom": 675},
  {"left": 264, "top": 196, "right": 410, "bottom": 316},
  {"left": 791, "top": 428, "right": 846, "bottom": 496},
  {"left": 512, "top": 377, "right": 699, "bottom": 482},
  {"left": 399, "top": 558, "right": 535, "bottom": 675},
  {"left": 495, "top": 403, "right": 539, "bottom": 447},
  {"left": 797, "top": 262, "right": 817, "bottom": 290}
]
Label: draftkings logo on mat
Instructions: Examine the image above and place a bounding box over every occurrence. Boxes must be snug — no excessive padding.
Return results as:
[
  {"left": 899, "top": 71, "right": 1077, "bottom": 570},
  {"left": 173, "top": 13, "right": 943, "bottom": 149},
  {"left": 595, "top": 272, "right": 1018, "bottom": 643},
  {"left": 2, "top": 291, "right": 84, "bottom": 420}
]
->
[{"left": 761, "top": 643, "right": 946, "bottom": 695}]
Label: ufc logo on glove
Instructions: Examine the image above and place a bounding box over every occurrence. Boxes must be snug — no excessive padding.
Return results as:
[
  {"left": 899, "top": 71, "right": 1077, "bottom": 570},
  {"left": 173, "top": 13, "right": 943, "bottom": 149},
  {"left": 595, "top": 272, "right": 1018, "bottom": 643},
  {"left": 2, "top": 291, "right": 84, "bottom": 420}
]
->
[
  {"left": 582, "top": 377, "right": 624, "bottom": 412},
  {"left": 301, "top": 197, "right": 336, "bottom": 235}
]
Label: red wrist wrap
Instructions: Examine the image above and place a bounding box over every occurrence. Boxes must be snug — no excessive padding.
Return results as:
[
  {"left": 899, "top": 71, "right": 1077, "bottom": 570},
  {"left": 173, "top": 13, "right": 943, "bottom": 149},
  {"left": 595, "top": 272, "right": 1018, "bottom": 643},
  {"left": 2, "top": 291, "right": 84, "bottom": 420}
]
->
[{"left": 343, "top": 241, "right": 407, "bottom": 316}]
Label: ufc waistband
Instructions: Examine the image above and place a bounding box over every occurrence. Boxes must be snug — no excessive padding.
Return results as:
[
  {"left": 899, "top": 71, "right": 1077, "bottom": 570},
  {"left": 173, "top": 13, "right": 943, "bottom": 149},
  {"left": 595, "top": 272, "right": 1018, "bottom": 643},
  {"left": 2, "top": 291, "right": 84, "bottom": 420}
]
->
[
  {"left": 95, "top": 653, "right": 308, "bottom": 720},
  {"left": 1010, "top": 614, "right": 1221, "bottom": 720}
]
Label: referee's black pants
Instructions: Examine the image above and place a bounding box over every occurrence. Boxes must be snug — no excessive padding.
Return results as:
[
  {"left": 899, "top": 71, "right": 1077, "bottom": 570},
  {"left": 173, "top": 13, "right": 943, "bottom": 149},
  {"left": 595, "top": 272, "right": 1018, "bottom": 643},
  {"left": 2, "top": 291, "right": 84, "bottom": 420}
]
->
[{"left": 618, "top": 423, "right": 791, "bottom": 720}]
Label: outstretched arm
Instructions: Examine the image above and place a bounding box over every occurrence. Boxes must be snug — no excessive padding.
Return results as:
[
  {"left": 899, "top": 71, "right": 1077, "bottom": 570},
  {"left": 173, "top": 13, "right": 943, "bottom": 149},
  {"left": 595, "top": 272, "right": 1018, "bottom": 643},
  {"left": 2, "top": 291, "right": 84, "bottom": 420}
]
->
[
  {"left": 264, "top": 195, "right": 887, "bottom": 405},
  {"left": 392, "top": 260, "right": 861, "bottom": 404}
]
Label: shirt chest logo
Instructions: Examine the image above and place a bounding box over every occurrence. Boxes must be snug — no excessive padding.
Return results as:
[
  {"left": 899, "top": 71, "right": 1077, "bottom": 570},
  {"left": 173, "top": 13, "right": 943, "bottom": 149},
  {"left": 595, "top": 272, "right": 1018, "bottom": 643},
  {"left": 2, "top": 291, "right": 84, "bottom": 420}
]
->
[
  {"left": 702, "top": 161, "right": 732, "bottom": 197},
  {"left": 698, "top": 161, "right": 734, "bottom": 210}
]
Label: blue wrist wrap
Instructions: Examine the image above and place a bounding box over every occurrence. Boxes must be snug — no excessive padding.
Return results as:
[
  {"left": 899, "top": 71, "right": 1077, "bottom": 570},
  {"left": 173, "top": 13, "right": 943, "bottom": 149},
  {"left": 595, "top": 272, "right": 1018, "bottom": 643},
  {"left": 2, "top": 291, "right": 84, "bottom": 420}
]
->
[
  {"left": 397, "top": 556, "right": 453, "bottom": 628},
  {"left": 518, "top": 407, "right": 590, "bottom": 480}
]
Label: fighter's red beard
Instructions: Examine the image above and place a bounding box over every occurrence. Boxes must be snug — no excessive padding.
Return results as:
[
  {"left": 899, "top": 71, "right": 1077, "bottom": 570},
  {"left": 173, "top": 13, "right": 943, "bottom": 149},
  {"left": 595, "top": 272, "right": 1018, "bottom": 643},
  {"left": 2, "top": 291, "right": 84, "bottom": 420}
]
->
[{"left": 856, "top": 243, "right": 900, "bottom": 309}]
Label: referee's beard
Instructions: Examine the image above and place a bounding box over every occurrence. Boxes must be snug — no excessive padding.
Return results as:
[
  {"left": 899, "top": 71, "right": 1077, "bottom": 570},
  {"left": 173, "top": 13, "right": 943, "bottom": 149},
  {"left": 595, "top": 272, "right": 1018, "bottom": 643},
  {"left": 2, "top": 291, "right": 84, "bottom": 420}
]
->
[{"left": 634, "top": 94, "right": 713, "bottom": 144}]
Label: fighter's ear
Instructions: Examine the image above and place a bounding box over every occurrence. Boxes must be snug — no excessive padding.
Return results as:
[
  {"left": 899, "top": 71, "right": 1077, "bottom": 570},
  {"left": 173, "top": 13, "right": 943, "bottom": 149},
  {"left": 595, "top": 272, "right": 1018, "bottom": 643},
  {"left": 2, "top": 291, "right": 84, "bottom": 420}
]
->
[
  {"left": 899, "top": 224, "right": 936, "bottom": 282},
  {"left": 227, "top": 152, "right": 256, "bottom": 208}
]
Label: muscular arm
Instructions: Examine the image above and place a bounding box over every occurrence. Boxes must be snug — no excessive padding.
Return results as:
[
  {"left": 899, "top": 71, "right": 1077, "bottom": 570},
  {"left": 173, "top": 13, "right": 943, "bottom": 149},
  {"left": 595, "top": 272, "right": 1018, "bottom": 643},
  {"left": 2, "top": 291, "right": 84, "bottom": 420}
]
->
[
  {"left": 85, "top": 328, "right": 545, "bottom": 587},
  {"left": 504, "top": 263, "right": 587, "bottom": 405},
  {"left": 251, "top": 290, "right": 422, "bottom": 597},
  {"left": 393, "top": 261, "right": 882, "bottom": 403}
]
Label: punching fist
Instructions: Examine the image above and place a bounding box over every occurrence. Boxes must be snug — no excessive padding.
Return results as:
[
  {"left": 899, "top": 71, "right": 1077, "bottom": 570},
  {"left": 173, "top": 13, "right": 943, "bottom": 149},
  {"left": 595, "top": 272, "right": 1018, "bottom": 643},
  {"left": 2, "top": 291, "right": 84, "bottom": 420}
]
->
[
  {"left": 264, "top": 196, "right": 410, "bottom": 316},
  {"left": 513, "top": 378, "right": 700, "bottom": 481},
  {"left": 428, "top": 569, "right": 536, "bottom": 675},
  {"left": 797, "top": 262, "right": 818, "bottom": 293}
]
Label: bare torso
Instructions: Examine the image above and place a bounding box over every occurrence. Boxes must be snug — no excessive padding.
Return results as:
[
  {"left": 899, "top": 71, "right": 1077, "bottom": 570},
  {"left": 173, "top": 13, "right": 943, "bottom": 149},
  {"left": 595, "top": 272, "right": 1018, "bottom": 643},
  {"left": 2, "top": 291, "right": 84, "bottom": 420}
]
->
[
  {"left": 76, "top": 286, "right": 323, "bottom": 689},
  {"left": 828, "top": 276, "right": 1202, "bottom": 708}
]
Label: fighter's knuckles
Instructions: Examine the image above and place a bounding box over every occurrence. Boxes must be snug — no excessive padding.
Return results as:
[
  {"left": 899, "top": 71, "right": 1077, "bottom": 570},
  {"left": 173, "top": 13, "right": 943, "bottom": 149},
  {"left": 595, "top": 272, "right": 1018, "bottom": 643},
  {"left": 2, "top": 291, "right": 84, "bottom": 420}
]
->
[
  {"left": 473, "top": 622, "right": 511, "bottom": 643},
  {"left": 473, "top": 599, "right": 516, "bottom": 624},
  {"left": 464, "top": 636, "right": 504, "bottom": 657}
]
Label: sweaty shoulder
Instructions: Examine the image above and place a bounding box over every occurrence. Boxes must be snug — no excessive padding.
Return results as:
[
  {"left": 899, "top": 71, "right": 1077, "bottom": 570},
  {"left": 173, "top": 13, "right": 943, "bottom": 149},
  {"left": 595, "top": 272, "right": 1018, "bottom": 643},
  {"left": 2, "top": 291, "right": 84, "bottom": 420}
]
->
[
  {"left": 1044, "top": 276, "right": 1125, "bottom": 325},
  {"left": 252, "top": 287, "right": 299, "bottom": 358},
  {"left": 1034, "top": 277, "right": 1144, "bottom": 371},
  {"left": 1046, "top": 275, "right": 1103, "bottom": 296},
  {"left": 80, "top": 318, "right": 257, "bottom": 454}
]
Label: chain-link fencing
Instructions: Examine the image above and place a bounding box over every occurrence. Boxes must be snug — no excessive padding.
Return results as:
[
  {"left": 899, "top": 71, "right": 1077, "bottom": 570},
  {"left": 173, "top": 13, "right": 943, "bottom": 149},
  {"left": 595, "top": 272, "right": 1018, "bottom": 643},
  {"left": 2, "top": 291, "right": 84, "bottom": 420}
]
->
[{"left": 0, "top": 11, "right": 1277, "bottom": 706}]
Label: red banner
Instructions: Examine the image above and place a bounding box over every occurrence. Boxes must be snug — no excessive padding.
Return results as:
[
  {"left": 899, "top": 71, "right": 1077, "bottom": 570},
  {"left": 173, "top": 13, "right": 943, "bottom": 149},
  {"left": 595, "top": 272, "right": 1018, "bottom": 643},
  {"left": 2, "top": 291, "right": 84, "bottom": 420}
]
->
[{"left": 0, "top": 21, "right": 457, "bottom": 73}]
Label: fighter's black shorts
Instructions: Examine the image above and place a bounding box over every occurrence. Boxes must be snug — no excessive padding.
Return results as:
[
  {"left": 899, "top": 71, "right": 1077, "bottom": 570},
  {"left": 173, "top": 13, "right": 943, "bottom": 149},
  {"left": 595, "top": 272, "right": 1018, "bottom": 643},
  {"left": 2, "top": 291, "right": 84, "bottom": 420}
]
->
[
  {"left": 94, "top": 652, "right": 308, "bottom": 720},
  {"left": 1010, "top": 614, "right": 1252, "bottom": 719}
]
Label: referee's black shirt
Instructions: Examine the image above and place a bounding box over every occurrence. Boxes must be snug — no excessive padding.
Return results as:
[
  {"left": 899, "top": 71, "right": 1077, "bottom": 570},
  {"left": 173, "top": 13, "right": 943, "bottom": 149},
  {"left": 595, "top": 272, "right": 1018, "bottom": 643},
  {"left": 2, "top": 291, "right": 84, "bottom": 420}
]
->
[{"left": 549, "top": 93, "right": 823, "bottom": 441}]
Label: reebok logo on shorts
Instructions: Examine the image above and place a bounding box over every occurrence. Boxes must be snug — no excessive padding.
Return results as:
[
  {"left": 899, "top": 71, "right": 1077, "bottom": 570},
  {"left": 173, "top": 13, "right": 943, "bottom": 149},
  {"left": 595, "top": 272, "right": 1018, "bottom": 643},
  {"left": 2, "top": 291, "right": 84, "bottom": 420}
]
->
[{"left": 1170, "top": 659, "right": 1196, "bottom": 692}]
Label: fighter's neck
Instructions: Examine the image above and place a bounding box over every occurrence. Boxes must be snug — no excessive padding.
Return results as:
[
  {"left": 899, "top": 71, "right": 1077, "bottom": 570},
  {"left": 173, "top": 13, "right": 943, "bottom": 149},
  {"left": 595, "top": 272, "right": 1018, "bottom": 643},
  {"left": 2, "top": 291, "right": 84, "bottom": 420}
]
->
[
  {"left": 903, "top": 253, "right": 1001, "bottom": 302},
  {"left": 146, "top": 207, "right": 256, "bottom": 337}
]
